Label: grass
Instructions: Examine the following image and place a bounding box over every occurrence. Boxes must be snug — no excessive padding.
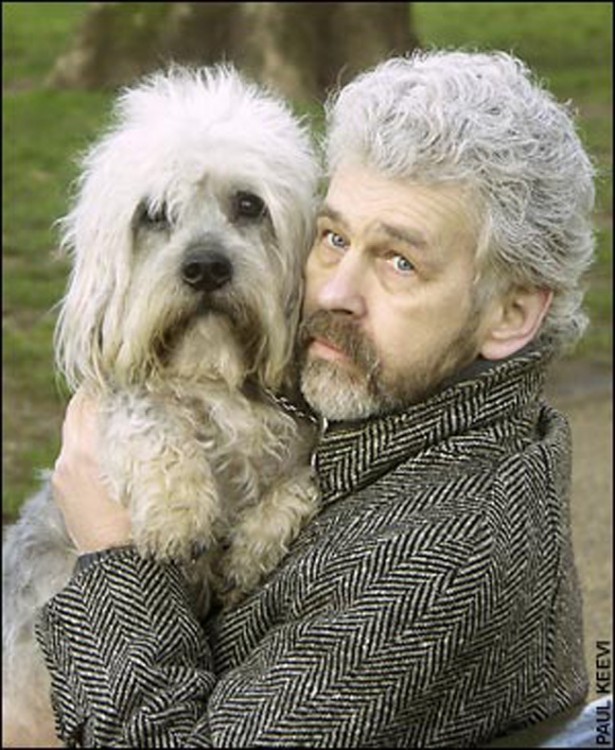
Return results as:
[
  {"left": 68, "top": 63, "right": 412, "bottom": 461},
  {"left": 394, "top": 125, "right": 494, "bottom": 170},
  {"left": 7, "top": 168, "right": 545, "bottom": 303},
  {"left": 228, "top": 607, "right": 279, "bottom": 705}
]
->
[
  {"left": 3, "top": 3, "right": 113, "bottom": 516},
  {"left": 2, "top": 2, "right": 88, "bottom": 86},
  {"left": 2, "top": 2, "right": 612, "bottom": 517}
]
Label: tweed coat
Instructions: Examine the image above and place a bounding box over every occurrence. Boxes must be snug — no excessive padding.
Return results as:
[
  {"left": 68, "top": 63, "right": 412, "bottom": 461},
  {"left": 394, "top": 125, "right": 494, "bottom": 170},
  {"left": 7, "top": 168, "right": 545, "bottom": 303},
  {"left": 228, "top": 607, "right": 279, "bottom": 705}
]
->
[{"left": 36, "top": 346, "right": 588, "bottom": 748}]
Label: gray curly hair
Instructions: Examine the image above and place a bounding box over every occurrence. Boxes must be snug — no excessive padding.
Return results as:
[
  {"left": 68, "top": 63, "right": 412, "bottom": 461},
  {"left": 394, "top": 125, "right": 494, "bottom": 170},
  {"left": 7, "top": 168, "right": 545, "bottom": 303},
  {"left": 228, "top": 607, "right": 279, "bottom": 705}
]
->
[{"left": 325, "top": 50, "right": 596, "bottom": 352}]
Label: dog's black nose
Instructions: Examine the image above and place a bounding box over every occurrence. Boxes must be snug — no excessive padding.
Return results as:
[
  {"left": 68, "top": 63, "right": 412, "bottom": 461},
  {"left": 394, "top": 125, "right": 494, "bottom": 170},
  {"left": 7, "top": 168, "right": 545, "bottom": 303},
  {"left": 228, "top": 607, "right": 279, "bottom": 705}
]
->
[{"left": 181, "top": 249, "right": 233, "bottom": 292}]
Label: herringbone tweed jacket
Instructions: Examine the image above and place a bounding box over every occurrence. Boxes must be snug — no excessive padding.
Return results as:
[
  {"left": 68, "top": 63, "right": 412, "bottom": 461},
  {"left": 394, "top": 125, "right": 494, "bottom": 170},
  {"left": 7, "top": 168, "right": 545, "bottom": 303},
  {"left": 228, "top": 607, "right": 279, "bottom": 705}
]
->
[{"left": 36, "top": 346, "right": 588, "bottom": 748}]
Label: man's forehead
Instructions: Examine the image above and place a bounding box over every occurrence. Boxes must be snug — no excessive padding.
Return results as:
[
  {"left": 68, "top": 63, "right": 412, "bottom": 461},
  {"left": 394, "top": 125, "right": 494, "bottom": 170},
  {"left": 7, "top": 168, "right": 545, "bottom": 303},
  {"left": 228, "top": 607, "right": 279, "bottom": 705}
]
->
[
  {"left": 321, "top": 169, "right": 477, "bottom": 237},
  {"left": 316, "top": 204, "right": 343, "bottom": 223},
  {"left": 325, "top": 165, "right": 474, "bottom": 211}
]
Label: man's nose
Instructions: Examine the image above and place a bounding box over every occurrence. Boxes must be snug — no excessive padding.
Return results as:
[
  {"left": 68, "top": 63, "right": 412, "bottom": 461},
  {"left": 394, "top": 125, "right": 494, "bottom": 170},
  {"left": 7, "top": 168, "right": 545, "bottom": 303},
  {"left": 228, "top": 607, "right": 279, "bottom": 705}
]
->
[{"left": 315, "top": 250, "right": 367, "bottom": 318}]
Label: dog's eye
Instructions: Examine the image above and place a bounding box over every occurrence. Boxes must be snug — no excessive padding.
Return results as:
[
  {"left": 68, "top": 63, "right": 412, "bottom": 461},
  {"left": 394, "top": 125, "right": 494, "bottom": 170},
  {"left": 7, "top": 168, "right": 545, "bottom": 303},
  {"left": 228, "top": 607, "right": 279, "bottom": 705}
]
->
[
  {"left": 138, "top": 202, "right": 170, "bottom": 232},
  {"left": 233, "top": 191, "right": 267, "bottom": 221}
]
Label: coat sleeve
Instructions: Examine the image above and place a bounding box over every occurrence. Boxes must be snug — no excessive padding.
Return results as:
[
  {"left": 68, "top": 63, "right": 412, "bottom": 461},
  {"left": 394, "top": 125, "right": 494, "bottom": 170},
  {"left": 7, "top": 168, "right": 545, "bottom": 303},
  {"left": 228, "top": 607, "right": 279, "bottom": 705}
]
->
[
  {"left": 36, "top": 547, "right": 217, "bottom": 748},
  {"left": 36, "top": 510, "right": 525, "bottom": 748}
]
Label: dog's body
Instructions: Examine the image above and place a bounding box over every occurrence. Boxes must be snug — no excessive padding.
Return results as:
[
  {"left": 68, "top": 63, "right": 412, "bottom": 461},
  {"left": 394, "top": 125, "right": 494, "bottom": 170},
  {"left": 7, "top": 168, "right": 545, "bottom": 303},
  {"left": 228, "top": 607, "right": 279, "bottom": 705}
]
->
[{"left": 3, "top": 65, "right": 320, "bottom": 746}]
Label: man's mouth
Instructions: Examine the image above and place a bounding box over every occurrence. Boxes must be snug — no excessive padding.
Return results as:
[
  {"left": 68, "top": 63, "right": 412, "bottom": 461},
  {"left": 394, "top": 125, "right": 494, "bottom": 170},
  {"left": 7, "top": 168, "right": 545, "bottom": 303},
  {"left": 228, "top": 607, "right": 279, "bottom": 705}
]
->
[
  {"left": 308, "top": 336, "right": 351, "bottom": 363},
  {"left": 299, "top": 309, "right": 381, "bottom": 379}
]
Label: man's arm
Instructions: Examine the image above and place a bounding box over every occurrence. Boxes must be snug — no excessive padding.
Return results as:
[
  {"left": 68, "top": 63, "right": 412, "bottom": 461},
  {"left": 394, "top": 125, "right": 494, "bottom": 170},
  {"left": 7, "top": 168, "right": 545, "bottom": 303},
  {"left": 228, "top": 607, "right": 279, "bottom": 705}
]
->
[
  {"left": 40, "top": 393, "right": 216, "bottom": 746},
  {"left": 39, "top": 394, "right": 559, "bottom": 747},
  {"left": 36, "top": 547, "right": 216, "bottom": 747},
  {"left": 37, "top": 506, "right": 509, "bottom": 748}
]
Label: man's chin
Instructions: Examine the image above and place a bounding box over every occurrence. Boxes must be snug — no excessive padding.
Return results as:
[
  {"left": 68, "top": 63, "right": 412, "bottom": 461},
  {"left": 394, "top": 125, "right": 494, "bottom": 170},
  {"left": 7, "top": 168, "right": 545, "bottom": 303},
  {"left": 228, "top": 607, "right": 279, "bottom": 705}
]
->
[{"left": 300, "top": 358, "right": 383, "bottom": 421}]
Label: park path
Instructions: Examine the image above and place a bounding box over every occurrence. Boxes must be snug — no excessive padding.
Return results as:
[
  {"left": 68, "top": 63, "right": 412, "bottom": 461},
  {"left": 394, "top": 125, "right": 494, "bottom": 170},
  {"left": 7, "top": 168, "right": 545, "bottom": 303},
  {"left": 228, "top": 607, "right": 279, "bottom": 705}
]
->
[{"left": 546, "top": 361, "right": 612, "bottom": 701}]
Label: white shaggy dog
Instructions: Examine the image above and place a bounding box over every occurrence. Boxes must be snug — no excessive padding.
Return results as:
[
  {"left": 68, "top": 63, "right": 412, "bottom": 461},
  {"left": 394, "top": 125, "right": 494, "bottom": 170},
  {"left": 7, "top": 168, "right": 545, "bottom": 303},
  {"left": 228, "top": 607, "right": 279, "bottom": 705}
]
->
[{"left": 2, "top": 64, "right": 320, "bottom": 747}]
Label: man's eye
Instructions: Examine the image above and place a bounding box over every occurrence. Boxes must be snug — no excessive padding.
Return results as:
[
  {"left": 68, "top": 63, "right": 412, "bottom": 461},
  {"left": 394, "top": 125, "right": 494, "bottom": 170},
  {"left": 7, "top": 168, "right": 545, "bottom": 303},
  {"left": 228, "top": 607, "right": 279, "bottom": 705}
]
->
[
  {"left": 389, "top": 254, "right": 415, "bottom": 274},
  {"left": 324, "top": 230, "right": 346, "bottom": 249},
  {"left": 234, "top": 191, "right": 267, "bottom": 221}
]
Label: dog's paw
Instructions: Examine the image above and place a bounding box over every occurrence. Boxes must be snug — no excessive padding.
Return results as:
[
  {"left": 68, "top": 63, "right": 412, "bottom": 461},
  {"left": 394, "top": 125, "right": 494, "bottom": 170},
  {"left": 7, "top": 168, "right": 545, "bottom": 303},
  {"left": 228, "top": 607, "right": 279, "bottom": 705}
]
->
[
  {"left": 134, "top": 529, "right": 209, "bottom": 563},
  {"left": 127, "top": 456, "right": 223, "bottom": 563},
  {"left": 132, "top": 506, "right": 216, "bottom": 563}
]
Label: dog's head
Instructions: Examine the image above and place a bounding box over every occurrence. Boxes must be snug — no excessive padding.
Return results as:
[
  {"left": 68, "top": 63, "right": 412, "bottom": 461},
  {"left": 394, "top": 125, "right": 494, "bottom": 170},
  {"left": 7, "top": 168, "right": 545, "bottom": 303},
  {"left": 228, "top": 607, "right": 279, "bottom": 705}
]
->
[{"left": 55, "top": 65, "right": 320, "bottom": 392}]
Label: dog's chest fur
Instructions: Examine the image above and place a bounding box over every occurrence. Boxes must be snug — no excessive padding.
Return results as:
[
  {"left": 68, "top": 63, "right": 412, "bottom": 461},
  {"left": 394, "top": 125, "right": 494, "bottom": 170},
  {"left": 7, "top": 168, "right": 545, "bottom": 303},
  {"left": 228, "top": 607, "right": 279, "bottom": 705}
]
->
[{"left": 102, "top": 380, "right": 305, "bottom": 521}]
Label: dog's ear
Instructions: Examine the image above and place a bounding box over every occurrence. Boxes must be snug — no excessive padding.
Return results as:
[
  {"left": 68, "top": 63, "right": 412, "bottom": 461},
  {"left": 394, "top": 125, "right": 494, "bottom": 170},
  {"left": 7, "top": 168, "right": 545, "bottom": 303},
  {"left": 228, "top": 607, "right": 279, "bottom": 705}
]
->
[
  {"left": 254, "top": 200, "right": 313, "bottom": 392},
  {"left": 263, "top": 299, "right": 302, "bottom": 391},
  {"left": 251, "top": 167, "right": 318, "bottom": 392},
  {"left": 53, "top": 157, "right": 134, "bottom": 391}
]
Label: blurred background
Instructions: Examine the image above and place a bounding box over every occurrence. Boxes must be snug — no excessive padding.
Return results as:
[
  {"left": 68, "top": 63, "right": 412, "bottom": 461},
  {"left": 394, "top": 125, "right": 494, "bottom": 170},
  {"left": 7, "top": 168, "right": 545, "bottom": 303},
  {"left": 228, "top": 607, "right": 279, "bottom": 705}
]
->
[{"left": 3, "top": 2, "right": 612, "bottom": 698}]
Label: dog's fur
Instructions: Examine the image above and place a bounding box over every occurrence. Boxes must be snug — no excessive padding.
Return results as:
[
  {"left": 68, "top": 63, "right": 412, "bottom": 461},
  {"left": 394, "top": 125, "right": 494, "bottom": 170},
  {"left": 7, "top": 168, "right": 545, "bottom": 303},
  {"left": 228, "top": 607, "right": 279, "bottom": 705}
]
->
[{"left": 2, "top": 65, "right": 320, "bottom": 747}]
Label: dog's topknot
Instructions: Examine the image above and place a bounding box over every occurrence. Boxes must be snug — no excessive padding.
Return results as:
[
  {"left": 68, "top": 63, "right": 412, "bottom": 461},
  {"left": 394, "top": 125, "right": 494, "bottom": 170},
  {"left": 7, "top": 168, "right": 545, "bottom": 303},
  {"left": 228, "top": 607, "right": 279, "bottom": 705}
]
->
[{"left": 115, "top": 64, "right": 317, "bottom": 176}]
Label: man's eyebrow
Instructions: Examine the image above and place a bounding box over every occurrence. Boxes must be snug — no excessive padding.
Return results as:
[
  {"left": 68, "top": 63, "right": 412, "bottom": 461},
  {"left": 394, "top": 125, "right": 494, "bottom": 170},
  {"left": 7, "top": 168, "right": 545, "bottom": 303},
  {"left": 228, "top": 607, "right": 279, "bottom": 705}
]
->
[
  {"left": 376, "top": 221, "right": 429, "bottom": 251},
  {"left": 316, "top": 205, "right": 347, "bottom": 227},
  {"left": 316, "top": 205, "right": 429, "bottom": 251}
]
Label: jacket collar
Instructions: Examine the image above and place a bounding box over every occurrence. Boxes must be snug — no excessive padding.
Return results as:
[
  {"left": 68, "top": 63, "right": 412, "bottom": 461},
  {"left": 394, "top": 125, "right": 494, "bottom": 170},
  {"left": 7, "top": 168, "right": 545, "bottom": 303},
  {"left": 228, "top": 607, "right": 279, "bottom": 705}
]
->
[{"left": 313, "top": 345, "right": 552, "bottom": 506}]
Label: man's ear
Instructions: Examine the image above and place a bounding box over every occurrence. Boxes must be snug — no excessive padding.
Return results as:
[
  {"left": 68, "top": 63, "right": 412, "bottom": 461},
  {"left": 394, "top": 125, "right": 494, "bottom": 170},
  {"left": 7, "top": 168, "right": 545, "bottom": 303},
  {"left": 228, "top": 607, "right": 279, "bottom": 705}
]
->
[{"left": 480, "top": 287, "right": 553, "bottom": 361}]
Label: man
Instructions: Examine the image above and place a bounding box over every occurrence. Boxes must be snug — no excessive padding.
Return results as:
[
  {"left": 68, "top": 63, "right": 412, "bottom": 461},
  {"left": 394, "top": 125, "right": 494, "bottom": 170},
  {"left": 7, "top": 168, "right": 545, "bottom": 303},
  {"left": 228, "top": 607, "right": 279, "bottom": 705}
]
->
[{"left": 38, "top": 51, "right": 594, "bottom": 747}]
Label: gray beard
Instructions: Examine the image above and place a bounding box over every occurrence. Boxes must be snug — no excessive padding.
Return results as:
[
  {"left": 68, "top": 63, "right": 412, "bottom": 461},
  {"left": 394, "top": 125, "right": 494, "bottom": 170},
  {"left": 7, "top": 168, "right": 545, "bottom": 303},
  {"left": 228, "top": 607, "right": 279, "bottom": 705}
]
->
[
  {"left": 300, "top": 358, "right": 384, "bottom": 421},
  {"left": 299, "top": 310, "right": 481, "bottom": 421}
]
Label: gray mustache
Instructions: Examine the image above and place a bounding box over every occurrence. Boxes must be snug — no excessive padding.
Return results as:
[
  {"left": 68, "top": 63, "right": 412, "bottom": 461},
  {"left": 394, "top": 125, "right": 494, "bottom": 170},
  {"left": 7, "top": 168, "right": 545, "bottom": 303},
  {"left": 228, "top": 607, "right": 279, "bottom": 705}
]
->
[{"left": 298, "top": 310, "right": 380, "bottom": 374}]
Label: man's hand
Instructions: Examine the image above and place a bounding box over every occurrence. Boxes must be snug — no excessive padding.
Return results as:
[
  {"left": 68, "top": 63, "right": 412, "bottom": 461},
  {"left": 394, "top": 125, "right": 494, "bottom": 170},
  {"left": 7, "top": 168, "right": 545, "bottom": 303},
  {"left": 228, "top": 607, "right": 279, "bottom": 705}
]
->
[{"left": 52, "top": 391, "right": 132, "bottom": 554}]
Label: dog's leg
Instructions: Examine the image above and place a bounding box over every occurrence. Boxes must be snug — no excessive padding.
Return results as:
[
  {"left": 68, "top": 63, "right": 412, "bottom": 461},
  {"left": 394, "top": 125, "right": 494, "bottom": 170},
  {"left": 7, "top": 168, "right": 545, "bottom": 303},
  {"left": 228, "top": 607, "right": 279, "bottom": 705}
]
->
[
  {"left": 2, "top": 479, "right": 76, "bottom": 747},
  {"left": 129, "top": 450, "right": 222, "bottom": 563},
  {"left": 103, "top": 400, "right": 223, "bottom": 563},
  {"left": 219, "top": 467, "right": 319, "bottom": 604},
  {"left": 2, "top": 667, "right": 60, "bottom": 748}
]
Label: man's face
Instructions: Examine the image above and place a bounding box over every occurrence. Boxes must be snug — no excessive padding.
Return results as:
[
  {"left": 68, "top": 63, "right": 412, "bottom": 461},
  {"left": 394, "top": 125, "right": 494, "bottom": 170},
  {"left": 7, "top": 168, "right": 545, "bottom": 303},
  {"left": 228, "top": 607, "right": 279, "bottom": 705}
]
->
[{"left": 299, "top": 165, "right": 490, "bottom": 420}]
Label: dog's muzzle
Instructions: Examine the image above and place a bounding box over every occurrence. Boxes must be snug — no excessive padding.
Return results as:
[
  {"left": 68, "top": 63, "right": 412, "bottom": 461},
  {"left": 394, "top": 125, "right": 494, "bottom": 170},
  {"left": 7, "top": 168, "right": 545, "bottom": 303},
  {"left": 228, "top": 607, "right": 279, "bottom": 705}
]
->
[{"left": 181, "top": 246, "right": 233, "bottom": 293}]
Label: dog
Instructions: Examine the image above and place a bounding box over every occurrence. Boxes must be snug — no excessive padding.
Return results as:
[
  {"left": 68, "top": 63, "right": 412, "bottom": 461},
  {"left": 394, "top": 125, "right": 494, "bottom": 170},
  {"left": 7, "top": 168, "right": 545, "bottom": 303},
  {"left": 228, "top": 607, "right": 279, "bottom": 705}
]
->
[{"left": 2, "top": 64, "right": 321, "bottom": 747}]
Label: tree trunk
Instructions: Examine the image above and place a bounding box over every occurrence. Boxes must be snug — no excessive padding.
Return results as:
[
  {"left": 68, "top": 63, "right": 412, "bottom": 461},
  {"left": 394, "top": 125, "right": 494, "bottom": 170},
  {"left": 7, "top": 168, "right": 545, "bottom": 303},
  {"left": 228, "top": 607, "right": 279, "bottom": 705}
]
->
[
  {"left": 48, "top": 2, "right": 419, "bottom": 102},
  {"left": 48, "top": 2, "right": 242, "bottom": 90}
]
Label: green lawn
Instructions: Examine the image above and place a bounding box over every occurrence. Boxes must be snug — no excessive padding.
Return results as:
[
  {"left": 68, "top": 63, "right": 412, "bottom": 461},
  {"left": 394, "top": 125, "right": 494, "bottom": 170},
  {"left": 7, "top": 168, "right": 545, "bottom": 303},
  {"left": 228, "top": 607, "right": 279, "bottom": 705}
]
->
[{"left": 2, "top": 2, "right": 612, "bottom": 517}]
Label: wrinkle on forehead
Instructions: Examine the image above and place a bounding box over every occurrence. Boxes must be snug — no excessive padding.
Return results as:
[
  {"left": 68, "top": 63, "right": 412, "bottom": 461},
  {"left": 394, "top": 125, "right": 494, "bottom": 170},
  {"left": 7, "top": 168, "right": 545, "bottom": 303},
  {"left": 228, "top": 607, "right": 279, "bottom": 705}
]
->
[{"left": 324, "top": 165, "right": 481, "bottom": 265}]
